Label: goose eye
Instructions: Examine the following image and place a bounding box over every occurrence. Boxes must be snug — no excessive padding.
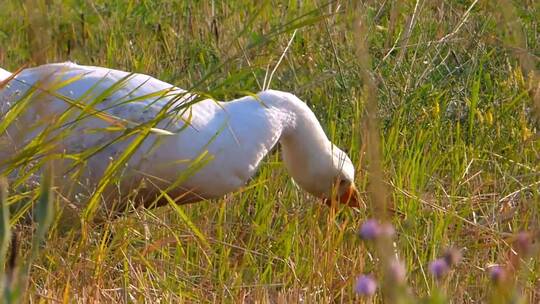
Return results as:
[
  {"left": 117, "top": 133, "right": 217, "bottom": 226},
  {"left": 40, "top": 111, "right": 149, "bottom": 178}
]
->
[{"left": 338, "top": 178, "right": 349, "bottom": 188}]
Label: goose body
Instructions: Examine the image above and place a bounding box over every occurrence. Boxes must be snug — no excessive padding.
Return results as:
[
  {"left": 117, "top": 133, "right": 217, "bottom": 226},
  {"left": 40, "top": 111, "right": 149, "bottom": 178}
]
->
[{"left": 0, "top": 62, "right": 358, "bottom": 209}]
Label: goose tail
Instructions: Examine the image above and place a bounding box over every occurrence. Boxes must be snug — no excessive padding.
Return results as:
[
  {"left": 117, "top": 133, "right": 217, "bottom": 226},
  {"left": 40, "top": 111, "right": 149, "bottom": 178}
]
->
[
  {"left": 0, "top": 67, "right": 12, "bottom": 83},
  {"left": 0, "top": 67, "right": 13, "bottom": 88}
]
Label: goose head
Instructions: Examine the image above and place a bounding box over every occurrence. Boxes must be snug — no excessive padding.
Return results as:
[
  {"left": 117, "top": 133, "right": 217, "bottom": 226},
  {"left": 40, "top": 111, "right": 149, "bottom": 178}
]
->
[
  {"left": 283, "top": 143, "right": 359, "bottom": 207},
  {"left": 287, "top": 144, "right": 360, "bottom": 207},
  {"left": 325, "top": 146, "right": 360, "bottom": 207},
  {"left": 316, "top": 146, "right": 360, "bottom": 207}
]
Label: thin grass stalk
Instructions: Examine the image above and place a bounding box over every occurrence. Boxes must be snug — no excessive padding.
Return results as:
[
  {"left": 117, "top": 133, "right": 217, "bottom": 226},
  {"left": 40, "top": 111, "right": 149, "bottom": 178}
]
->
[
  {"left": 0, "top": 178, "right": 9, "bottom": 273},
  {"left": 354, "top": 3, "right": 417, "bottom": 303}
]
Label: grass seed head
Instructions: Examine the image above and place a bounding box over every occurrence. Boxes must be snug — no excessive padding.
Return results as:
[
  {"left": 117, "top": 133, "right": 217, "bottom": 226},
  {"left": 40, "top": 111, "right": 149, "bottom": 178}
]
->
[{"left": 443, "top": 247, "right": 462, "bottom": 267}]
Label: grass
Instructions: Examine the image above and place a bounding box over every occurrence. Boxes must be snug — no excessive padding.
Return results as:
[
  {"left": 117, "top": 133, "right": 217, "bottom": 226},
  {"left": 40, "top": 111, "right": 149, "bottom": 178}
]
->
[{"left": 0, "top": 0, "right": 539, "bottom": 302}]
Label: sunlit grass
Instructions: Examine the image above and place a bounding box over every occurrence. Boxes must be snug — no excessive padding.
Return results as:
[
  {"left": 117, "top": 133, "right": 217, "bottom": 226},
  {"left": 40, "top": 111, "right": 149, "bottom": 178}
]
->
[{"left": 0, "top": 0, "right": 538, "bottom": 302}]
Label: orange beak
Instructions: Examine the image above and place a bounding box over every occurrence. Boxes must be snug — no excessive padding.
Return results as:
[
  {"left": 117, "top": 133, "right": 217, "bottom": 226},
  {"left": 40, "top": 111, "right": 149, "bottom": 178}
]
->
[{"left": 324, "top": 185, "right": 361, "bottom": 208}]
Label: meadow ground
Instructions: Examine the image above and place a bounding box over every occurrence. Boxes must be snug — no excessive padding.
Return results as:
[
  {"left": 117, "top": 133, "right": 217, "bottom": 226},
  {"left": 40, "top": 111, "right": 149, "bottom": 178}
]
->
[{"left": 0, "top": 0, "right": 538, "bottom": 303}]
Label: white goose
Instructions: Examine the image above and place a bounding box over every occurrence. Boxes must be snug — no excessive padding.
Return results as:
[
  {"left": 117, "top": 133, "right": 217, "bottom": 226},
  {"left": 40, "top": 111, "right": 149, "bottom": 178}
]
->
[{"left": 0, "top": 62, "right": 359, "bottom": 211}]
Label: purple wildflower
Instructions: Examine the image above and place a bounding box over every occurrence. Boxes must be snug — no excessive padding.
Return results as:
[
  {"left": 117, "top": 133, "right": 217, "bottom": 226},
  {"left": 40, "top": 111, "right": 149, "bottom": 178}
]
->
[
  {"left": 488, "top": 265, "right": 506, "bottom": 285},
  {"left": 358, "top": 219, "right": 381, "bottom": 240},
  {"left": 388, "top": 258, "right": 407, "bottom": 284},
  {"left": 429, "top": 258, "right": 449, "bottom": 279},
  {"left": 358, "top": 219, "right": 395, "bottom": 241},
  {"left": 354, "top": 275, "right": 377, "bottom": 296},
  {"left": 380, "top": 222, "right": 396, "bottom": 238},
  {"left": 514, "top": 232, "right": 532, "bottom": 256}
]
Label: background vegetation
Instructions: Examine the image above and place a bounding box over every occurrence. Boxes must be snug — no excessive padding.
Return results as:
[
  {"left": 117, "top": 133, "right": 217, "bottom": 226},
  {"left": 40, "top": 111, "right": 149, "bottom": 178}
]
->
[{"left": 0, "top": 0, "right": 538, "bottom": 302}]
